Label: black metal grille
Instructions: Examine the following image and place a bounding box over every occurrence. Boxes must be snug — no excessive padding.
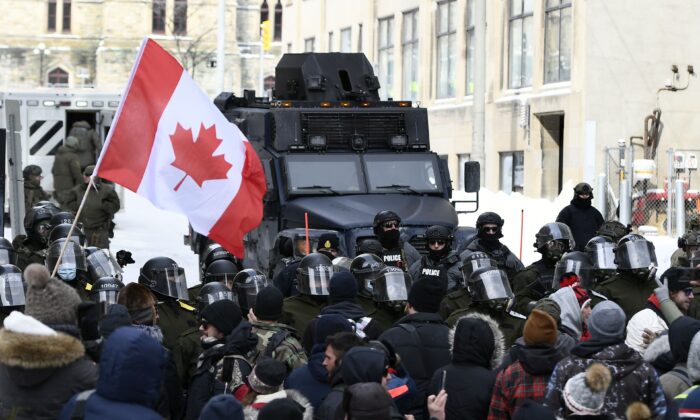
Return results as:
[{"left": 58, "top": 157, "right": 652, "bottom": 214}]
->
[
  {"left": 301, "top": 112, "right": 406, "bottom": 151},
  {"left": 409, "top": 235, "right": 429, "bottom": 256}
]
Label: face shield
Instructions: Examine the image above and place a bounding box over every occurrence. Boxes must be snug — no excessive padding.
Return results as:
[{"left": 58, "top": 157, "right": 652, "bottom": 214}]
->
[
  {"left": 234, "top": 275, "right": 268, "bottom": 310},
  {"left": 468, "top": 269, "right": 513, "bottom": 302},
  {"left": 0, "top": 271, "right": 25, "bottom": 307},
  {"left": 298, "top": 265, "right": 333, "bottom": 296},
  {"left": 205, "top": 272, "right": 238, "bottom": 290},
  {"left": 201, "top": 289, "right": 235, "bottom": 306},
  {"left": 587, "top": 242, "right": 617, "bottom": 270},
  {"left": 149, "top": 266, "right": 189, "bottom": 300},
  {"left": 460, "top": 257, "right": 497, "bottom": 286},
  {"left": 87, "top": 250, "right": 123, "bottom": 282},
  {"left": 0, "top": 249, "right": 17, "bottom": 266},
  {"left": 332, "top": 257, "right": 352, "bottom": 273},
  {"left": 92, "top": 290, "right": 119, "bottom": 314},
  {"left": 616, "top": 241, "right": 658, "bottom": 270},
  {"left": 553, "top": 260, "right": 593, "bottom": 289},
  {"left": 46, "top": 241, "right": 87, "bottom": 281},
  {"left": 373, "top": 270, "right": 412, "bottom": 302}
]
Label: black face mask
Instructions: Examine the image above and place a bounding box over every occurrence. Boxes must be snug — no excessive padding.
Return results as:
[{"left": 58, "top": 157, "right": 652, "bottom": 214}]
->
[
  {"left": 379, "top": 229, "right": 400, "bottom": 249},
  {"left": 572, "top": 195, "right": 592, "bottom": 209},
  {"left": 428, "top": 247, "right": 450, "bottom": 261}
]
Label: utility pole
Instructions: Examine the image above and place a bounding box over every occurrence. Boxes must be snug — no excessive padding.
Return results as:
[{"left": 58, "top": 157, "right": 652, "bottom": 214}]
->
[{"left": 472, "top": 0, "right": 486, "bottom": 186}]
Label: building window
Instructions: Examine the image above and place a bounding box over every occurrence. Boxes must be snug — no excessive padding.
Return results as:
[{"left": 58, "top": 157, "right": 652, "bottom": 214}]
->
[
  {"left": 544, "top": 0, "right": 572, "bottom": 83},
  {"left": 377, "top": 17, "right": 395, "bottom": 100},
  {"left": 458, "top": 154, "right": 471, "bottom": 191},
  {"left": 500, "top": 151, "right": 524, "bottom": 193},
  {"left": 260, "top": 0, "right": 269, "bottom": 23},
  {"left": 358, "top": 23, "right": 363, "bottom": 51},
  {"left": 402, "top": 9, "right": 419, "bottom": 101},
  {"left": 152, "top": 0, "right": 166, "bottom": 34},
  {"left": 62, "top": 0, "right": 71, "bottom": 32},
  {"left": 508, "top": 0, "right": 534, "bottom": 88},
  {"left": 340, "top": 27, "right": 352, "bottom": 52},
  {"left": 304, "top": 37, "right": 315, "bottom": 52},
  {"left": 173, "top": 0, "right": 187, "bottom": 35},
  {"left": 465, "top": 0, "right": 475, "bottom": 95},
  {"left": 436, "top": 0, "right": 456, "bottom": 98},
  {"left": 274, "top": 1, "right": 283, "bottom": 40},
  {"left": 328, "top": 31, "right": 334, "bottom": 52},
  {"left": 48, "top": 67, "right": 69, "bottom": 87},
  {"left": 48, "top": 0, "right": 57, "bottom": 32}
]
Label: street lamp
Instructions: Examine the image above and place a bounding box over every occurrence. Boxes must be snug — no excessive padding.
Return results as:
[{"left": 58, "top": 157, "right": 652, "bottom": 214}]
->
[{"left": 32, "top": 43, "right": 51, "bottom": 87}]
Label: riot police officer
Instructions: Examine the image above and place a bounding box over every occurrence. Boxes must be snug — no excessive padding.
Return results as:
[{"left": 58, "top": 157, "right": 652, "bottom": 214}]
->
[
  {"left": 0, "top": 238, "right": 17, "bottom": 266},
  {"left": 281, "top": 253, "right": 333, "bottom": 335},
  {"left": 188, "top": 243, "right": 240, "bottom": 301},
  {"left": 446, "top": 267, "right": 525, "bottom": 347},
  {"left": 438, "top": 251, "right": 496, "bottom": 320},
  {"left": 372, "top": 210, "right": 421, "bottom": 271},
  {"left": 584, "top": 236, "right": 617, "bottom": 286},
  {"left": 138, "top": 256, "right": 197, "bottom": 351},
  {"left": 232, "top": 268, "right": 268, "bottom": 315},
  {"left": 671, "top": 230, "right": 700, "bottom": 268},
  {"left": 372, "top": 265, "right": 412, "bottom": 323},
  {"left": 409, "top": 225, "right": 461, "bottom": 292},
  {"left": 552, "top": 251, "right": 594, "bottom": 289},
  {"left": 49, "top": 223, "right": 86, "bottom": 247},
  {"left": 460, "top": 212, "right": 524, "bottom": 279},
  {"left": 350, "top": 253, "right": 397, "bottom": 330},
  {"left": 85, "top": 246, "right": 123, "bottom": 283},
  {"left": 592, "top": 234, "right": 658, "bottom": 320},
  {"left": 512, "top": 222, "right": 574, "bottom": 314},
  {"left": 0, "top": 264, "right": 26, "bottom": 325},
  {"left": 89, "top": 276, "right": 124, "bottom": 314},
  {"left": 272, "top": 236, "right": 303, "bottom": 297},
  {"left": 595, "top": 220, "right": 631, "bottom": 244},
  {"left": 13, "top": 206, "right": 54, "bottom": 270},
  {"left": 45, "top": 237, "right": 91, "bottom": 300},
  {"left": 332, "top": 256, "right": 352, "bottom": 272}
]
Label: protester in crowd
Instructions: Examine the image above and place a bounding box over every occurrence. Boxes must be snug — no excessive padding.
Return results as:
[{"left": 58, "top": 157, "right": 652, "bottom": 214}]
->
[
  {"left": 658, "top": 317, "right": 700, "bottom": 400},
  {"left": 197, "top": 394, "right": 245, "bottom": 420},
  {"left": 367, "top": 339, "right": 417, "bottom": 415},
  {"left": 676, "top": 332, "right": 700, "bottom": 415},
  {"left": 258, "top": 396, "right": 310, "bottom": 420},
  {"left": 556, "top": 183, "right": 605, "bottom": 252},
  {"left": 559, "top": 363, "right": 612, "bottom": 419},
  {"left": 511, "top": 399, "right": 556, "bottom": 420},
  {"left": 342, "top": 382, "right": 394, "bottom": 420},
  {"left": 549, "top": 285, "right": 586, "bottom": 342}
]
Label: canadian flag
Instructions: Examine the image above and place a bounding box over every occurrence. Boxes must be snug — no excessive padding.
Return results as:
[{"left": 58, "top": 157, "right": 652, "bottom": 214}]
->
[{"left": 95, "top": 38, "right": 266, "bottom": 258}]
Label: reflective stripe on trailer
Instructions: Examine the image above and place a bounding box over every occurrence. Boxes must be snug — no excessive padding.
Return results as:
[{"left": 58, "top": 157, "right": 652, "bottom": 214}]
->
[{"left": 29, "top": 120, "right": 63, "bottom": 156}]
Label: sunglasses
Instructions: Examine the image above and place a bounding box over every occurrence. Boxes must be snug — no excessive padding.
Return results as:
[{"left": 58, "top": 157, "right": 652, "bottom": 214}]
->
[
  {"left": 429, "top": 239, "right": 446, "bottom": 246},
  {"left": 482, "top": 226, "right": 499, "bottom": 233},
  {"left": 684, "top": 288, "right": 695, "bottom": 297},
  {"left": 382, "top": 221, "right": 399, "bottom": 229}
]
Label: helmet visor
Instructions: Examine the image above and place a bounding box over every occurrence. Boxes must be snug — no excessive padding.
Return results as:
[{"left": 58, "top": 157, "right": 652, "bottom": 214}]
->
[
  {"left": 460, "top": 257, "right": 497, "bottom": 285},
  {"left": 87, "top": 251, "right": 122, "bottom": 281},
  {"left": 373, "top": 270, "right": 412, "bottom": 302},
  {"left": 93, "top": 290, "right": 119, "bottom": 314},
  {"left": 588, "top": 242, "right": 617, "bottom": 270},
  {"left": 332, "top": 257, "right": 352, "bottom": 273},
  {"left": 469, "top": 269, "right": 513, "bottom": 301},
  {"left": 206, "top": 273, "right": 237, "bottom": 289},
  {"left": 617, "top": 241, "right": 657, "bottom": 269},
  {"left": 151, "top": 267, "right": 189, "bottom": 300},
  {"left": 299, "top": 266, "right": 332, "bottom": 296},
  {"left": 202, "top": 289, "right": 235, "bottom": 305},
  {"left": 0, "top": 272, "right": 25, "bottom": 307},
  {"left": 553, "top": 260, "right": 592, "bottom": 289},
  {"left": 234, "top": 275, "right": 268, "bottom": 308},
  {"left": 0, "top": 249, "right": 17, "bottom": 266},
  {"left": 47, "top": 241, "right": 87, "bottom": 272}
]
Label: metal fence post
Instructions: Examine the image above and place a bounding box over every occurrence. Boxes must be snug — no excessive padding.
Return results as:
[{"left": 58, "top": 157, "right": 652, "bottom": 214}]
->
[
  {"left": 620, "top": 179, "right": 632, "bottom": 226},
  {"left": 676, "top": 179, "right": 686, "bottom": 235},
  {"left": 596, "top": 173, "right": 607, "bottom": 217},
  {"left": 668, "top": 148, "right": 675, "bottom": 236}
]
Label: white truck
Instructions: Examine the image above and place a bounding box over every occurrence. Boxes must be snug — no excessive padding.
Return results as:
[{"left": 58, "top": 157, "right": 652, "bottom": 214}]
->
[{"left": 1, "top": 89, "right": 121, "bottom": 237}]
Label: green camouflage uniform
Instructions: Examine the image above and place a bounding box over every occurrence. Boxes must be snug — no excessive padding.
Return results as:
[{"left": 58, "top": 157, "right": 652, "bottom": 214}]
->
[
  {"left": 438, "top": 288, "right": 473, "bottom": 321},
  {"left": 157, "top": 299, "right": 198, "bottom": 351},
  {"left": 23, "top": 178, "right": 50, "bottom": 212},
  {"left": 172, "top": 327, "right": 202, "bottom": 389},
  {"left": 511, "top": 260, "right": 556, "bottom": 315},
  {"left": 592, "top": 271, "right": 657, "bottom": 321},
  {"left": 250, "top": 321, "right": 307, "bottom": 372},
  {"left": 282, "top": 294, "right": 325, "bottom": 338},
  {"left": 12, "top": 235, "right": 46, "bottom": 271},
  {"left": 66, "top": 181, "right": 120, "bottom": 249},
  {"left": 445, "top": 303, "right": 525, "bottom": 347},
  {"left": 671, "top": 248, "right": 690, "bottom": 268}
]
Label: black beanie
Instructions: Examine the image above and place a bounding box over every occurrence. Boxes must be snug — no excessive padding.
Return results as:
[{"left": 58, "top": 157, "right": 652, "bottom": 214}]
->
[
  {"left": 660, "top": 267, "right": 692, "bottom": 292},
  {"left": 258, "top": 398, "right": 304, "bottom": 420},
  {"left": 201, "top": 300, "right": 242, "bottom": 335},
  {"left": 408, "top": 278, "right": 446, "bottom": 313},
  {"left": 329, "top": 271, "right": 358, "bottom": 304},
  {"left": 248, "top": 358, "right": 287, "bottom": 394},
  {"left": 254, "top": 287, "right": 284, "bottom": 321}
]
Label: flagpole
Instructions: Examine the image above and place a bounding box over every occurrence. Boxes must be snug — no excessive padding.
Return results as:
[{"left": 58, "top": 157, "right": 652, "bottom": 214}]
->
[{"left": 50, "top": 177, "right": 95, "bottom": 278}]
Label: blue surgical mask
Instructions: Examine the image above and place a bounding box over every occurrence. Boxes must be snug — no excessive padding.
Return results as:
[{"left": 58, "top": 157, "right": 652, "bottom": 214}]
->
[{"left": 58, "top": 266, "right": 77, "bottom": 281}]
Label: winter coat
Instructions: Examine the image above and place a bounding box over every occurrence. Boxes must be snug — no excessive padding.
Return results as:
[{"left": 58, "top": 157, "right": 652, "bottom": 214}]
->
[
  {"left": 52, "top": 145, "right": 83, "bottom": 197},
  {"left": 555, "top": 197, "right": 605, "bottom": 252},
  {"left": 285, "top": 345, "right": 332, "bottom": 410},
  {"left": 66, "top": 181, "right": 120, "bottom": 230},
  {"left": 242, "top": 389, "right": 313, "bottom": 420},
  {"left": 23, "top": 178, "right": 50, "bottom": 210},
  {"left": 379, "top": 312, "right": 451, "bottom": 416},
  {"left": 499, "top": 332, "right": 575, "bottom": 372},
  {"left": 59, "top": 327, "right": 166, "bottom": 420},
  {"left": 643, "top": 333, "right": 676, "bottom": 374},
  {"left": 659, "top": 316, "right": 700, "bottom": 400},
  {"left": 251, "top": 320, "right": 307, "bottom": 373},
  {"left": 303, "top": 301, "right": 384, "bottom": 351},
  {"left": 409, "top": 251, "right": 462, "bottom": 293},
  {"left": 69, "top": 120, "right": 101, "bottom": 168},
  {"left": 0, "top": 320, "right": 98, "bottom": 420},
  {"left": 446, "top": 303, "right": 526, "bottom": 348},
  {"left": 544, "top": 340, "right": 667, "bottom": 419},
  {"left": 592, "top": 271, "right": 658, "bottom": 321},
  {"left": 439, "top": 287, "right": 473, "bottom": 320},
  {"left": 488, "top": 344, "right": 563, "bottom": 420},
  {"left": 427, "top": 313, "right": 505, "bottom": 420},
  {"left": 549, "top": 286, "right": 583, "bottom": 340},
  {"left": 512, "top": 259, "right": 557, "bottom": 315},
  {"left": 462, "top": 239, "right": 524, "bottom": 280},
  {"left": 626, "top": 295, "right": 669, "bottom": 354},
  {"left": 282, "top": 294, "right": 325, "bottom": 340},
  {"left": 185, "top": 321, "right": 258, "bottom": 420}
]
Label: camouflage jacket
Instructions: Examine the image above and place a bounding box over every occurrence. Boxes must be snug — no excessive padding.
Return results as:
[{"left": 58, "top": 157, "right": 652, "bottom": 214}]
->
[{"left": 250, "top": 321, "right": 307, "bottom": 372}]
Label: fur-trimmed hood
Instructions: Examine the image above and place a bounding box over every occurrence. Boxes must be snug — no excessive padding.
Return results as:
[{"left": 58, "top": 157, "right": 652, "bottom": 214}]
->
[
  {"left": 243, "top": 389, "right": 313, "bottom": 420},
  {"left": 450, "top": 312, "right": 505, "bottom": 369}
]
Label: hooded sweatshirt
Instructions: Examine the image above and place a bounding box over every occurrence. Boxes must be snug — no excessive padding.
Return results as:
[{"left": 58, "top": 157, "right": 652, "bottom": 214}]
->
[
  {"left": 285, "top": 344, "right": 332, "bottom": 410},
  {"left": 549, "top": 287, "right": 583, "bottom": 341}
]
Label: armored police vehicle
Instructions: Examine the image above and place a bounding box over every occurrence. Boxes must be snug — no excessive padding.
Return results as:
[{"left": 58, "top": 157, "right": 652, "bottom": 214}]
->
[{"left": 189, "top": 53, "right": 480, "bottom": 275}]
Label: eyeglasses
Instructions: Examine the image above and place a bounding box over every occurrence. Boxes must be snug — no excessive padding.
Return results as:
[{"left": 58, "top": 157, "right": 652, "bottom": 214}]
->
[
  {"left": 482, "top": 226, "right": 499, "bottom": 233},
  {"left": 429, "top": 239, "right": 446, "bottom": 246},
  {"left": 382, "top": 221, "right": 399, "bottom": 229},
  {"left": 684, "top": 288, "right": 695, "bottom": 297},
  {"left": 200, "top": 320, "right": 209, "bottom": 329}
]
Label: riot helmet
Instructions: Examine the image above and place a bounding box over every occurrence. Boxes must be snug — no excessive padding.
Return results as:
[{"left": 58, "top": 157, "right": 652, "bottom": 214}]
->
[
  {"left": 138, "top": 256, "right": 189, "bottom": 300},
  {"left": 574, "top": 182, "right": 593, "bottom": 196},
  {"left": 49, "top": 211, "right": 76, "bottom": 231},
  {"left": 49, "top": 223, "right": 86, "bottom": 247},
  {"left": 425, "top": 225, "right": 454, "bottom": 261},
  {"left": 460, "top": 251, "right": 498, "bottom": 286},
  {"left": 296, "top": 253, "right": 333, "bottom": 296},
  {"left": 0, "top": 238, "right": 17, "bottom": 266},
  {"left": 373, "top": 211, "right": 402, "bottom": 235},
  {"left": 204, "top": 259, "right": 240, "bottom": 288},
  {"left": 596, "top": 221, "right": 631, "bottom": 244},
  {"left": 373, "top": 266, "right": 412, "bottom": 303},
  {"left": 584, "top": 236, "right": 617, "bottom": 281},
  {"left": 197, "top": 281, "right": 235, "bottom": 314},
  {"left": 232, "top": 269, "right": 268, "bottom": 313},
  {"left": 688, "top": 213, "right": 700, "bottom": 231},
  {"left": 85, "top": 247, "right": 123, "bottom": 283},
  {"left": 22, "top": 164, "right": 42, "bottom": 179},
  {"left": 534, "top": 222, "right": 575, "bottom": 260},
  {"left": 332, "top": 256, "right": 353, "bottom": 273},
  {"left": 552, "top": 251, "right": 593, "bottom": 289},
  {"left": 0, "top": 264, "right": 25, "bottom": 308},
  {"left": 201, "top": 243, "right": 240, "bottom": 274},
  {"left": 614, "top": 234, "right": 657, "bottom": 271},
  {"left": 46, "top": 238, "right": 87, "bottom": 281},
  {"left": 34, "top": 201, "right": 61, "bottom": 217},
  {"left": 350, "top": 253, "right": 385, "bottom": 296},
  {"left": 89, "top": 277, "right": 124, "bottom": 314},
  {"left": 476, "top": 212, "right": 505, "bottom": 239},
  {"left": 24, "top": 206, "right": 54, "bottom": 244},
  {"left": 467, "top": 267, "right": 514, "bottom": 303},
  {"left": 679, "top": 231, "right": 700, "bottom": 258},
  {"left": 356, "top": 238, "right": 384, "bottom": 256}
]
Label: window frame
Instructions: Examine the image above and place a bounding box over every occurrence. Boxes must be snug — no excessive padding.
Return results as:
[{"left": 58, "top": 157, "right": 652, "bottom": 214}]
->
[
  {"left": 304, "top": 37, "right": 315, "bottom": 52},
  {"left": 340, "top": 27, "right": 352, "bottom": 52},
  {"left": 328, "top": 31, "right": 334, "bottom": 52},
  {"left": 62, "top": 0, "right": 71, "bottom": 33},
  {"left": 47, "top": 0, "right": 57, "bottom": 32},
  {"left": 508, "top": 0, "right": 534, "bottom": 89},
  {"left": 260, "top": 0, "right": 269, "bottom": 24},
  {"left": 544, "top": 0, "right": 572, "bottom": 84},
  {"left": 436, "top": 0, "right": 457, "bottom": 98},
  {"left": 173, "top": 0, "right": 187, "bottom": 35},
  {"left": 499, "top": 150, "right": 525, "bottom": 194},
  {"left": 465, "top": 0, "right": 475, "bottom": 95},
  {"left": 48, "top": 67, "right": 69, "bottom": 87},
  {"left": 402, "top": 9, "right": 419, "bottom": 101},
  {"left": 377, "top": 16, "right": 395, "bottom": 100},
  {"left": 273, "top": 0, "right": 283, "bottom": 41},
  {"left": 152, "top": 0, "right": 166, "bottom": 34}
]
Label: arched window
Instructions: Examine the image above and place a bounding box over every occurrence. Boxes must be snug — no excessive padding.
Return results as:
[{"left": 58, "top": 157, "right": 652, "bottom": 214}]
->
[
  {"left": 260, "top": 0, "right": 269, "bottom": 24},
  {"left": 273, "top": 0, "right": 282, "bottom": 41},
  {"left": 48, "top": 67, "right": 69, "bottom": 86}
]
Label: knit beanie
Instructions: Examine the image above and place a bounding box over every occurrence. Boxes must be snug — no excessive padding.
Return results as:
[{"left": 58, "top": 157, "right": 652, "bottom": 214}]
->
[
  {"left": 258, "top": 398, "right": 305, "bottom": 420},
  {"left": 314, "top": 314, "right": 354, "bottom": 345},
  {"left": 329, "top": 271, "right": 358, "bottom": 304},
  {"left": 343, "top": 382, "right": 393, "bottom": 420},
  {"left": 253, "top": 286, "right": 284, "bottom": 321},
  {"left": 660, "top": 267, "right": 692, "bottom": 292},
  {"left": 512, "top": 399, "right": 556, "bottom": 420},
  {"left": 533, "top": 298, "right": 562, "bottom": 328},
  {"left": 24, "top": 263, "right": 81, "bottom": 327},
  {"left": 588, "top": 301, "right": 626, "bottom": 341},
  {"left": 523, "top": 309, "right": 558, "bottom": 347},
  {"left": 408, "top": 278, "right": 447, "bottom": 313},
  {"left": 248, "top": 357, "right": 287, "bottom": 394},
  {"left": 199, "top": 394, "right": 244, "bottom": 420},
  {"left": 201, "top": 299, "right": 242, "bottom": 335},
  {"left": 98, "top": 304, "right": 132, "bottom": 339},
  {"left": 563, "top": 363, "right": 612, "bottom": 416}
]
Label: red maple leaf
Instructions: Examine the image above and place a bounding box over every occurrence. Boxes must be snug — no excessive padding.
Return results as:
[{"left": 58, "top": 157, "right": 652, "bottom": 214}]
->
[{"left": 170, "top": 123, "right": 232, "bottom": 191}]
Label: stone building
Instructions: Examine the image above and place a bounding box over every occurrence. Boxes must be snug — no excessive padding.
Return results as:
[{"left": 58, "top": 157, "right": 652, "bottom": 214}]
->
[
  {"left": 281, "top": 0, "right": 700, "bottom": 201},
  {"left": 0, "top": 0, "right": 284, "bottom": 97}
]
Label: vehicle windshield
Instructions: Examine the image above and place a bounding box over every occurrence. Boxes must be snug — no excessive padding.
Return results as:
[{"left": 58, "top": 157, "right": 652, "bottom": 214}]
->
[
  {"left": 285, "top": 154, "right": 365, "bottom": 195},
  {"left": 364, "top": 154, "right": 442, "bottom": 193}
]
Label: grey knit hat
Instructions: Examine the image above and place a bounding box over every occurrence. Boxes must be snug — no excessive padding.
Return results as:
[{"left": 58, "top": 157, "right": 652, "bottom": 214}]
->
[
  {"left": 588, "top": 301, "right": 626, "bottom": 340},
  {"left": 563, "top": 363, "right": 612, "bottom": 416},
  {"left": 24, "top": 263, "right": 81, "bottom": 327}
]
